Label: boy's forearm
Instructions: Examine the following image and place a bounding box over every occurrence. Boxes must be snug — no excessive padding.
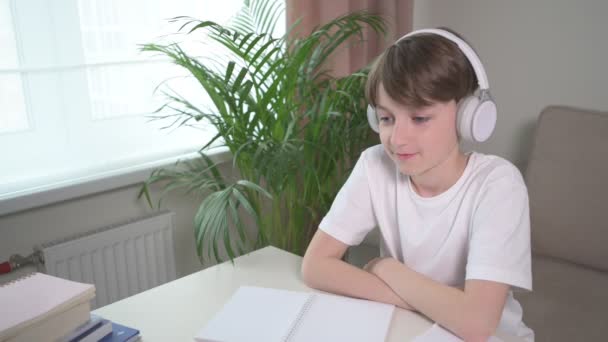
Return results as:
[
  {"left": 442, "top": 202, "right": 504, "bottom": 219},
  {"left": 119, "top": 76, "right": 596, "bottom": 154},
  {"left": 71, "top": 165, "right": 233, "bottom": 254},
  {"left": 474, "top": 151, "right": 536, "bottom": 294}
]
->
[
  {"left": 301, "top": 256, "right": 414, "bottom": 310},
  {"left": 373, "top": 259, "right": 505, "bottom": 341}
]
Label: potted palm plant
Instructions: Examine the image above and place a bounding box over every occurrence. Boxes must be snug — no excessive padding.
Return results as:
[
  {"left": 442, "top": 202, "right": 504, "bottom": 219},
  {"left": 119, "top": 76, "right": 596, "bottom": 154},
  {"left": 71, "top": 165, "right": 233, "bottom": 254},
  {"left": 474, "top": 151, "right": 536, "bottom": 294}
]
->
[{"left": 140, "top": 0, "right": 386, "bottom": 263}]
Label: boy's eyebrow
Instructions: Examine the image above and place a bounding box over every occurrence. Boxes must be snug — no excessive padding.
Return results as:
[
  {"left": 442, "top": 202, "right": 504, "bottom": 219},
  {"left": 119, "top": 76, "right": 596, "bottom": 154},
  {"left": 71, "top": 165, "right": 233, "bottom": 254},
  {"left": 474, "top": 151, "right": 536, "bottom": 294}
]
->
[
  {"left": 376, "top": 104, "right": 434, "bottom": 116},
  {"left": 375, "top": 105, "right": 391, "bottom": 112}
]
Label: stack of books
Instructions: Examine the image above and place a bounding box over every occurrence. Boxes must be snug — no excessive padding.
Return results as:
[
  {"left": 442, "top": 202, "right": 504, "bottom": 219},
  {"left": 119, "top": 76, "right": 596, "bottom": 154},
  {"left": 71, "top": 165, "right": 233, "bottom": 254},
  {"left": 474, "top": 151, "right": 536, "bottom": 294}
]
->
[
  {"left": 61, "top": 314, "right": 140, "bottom": 342},
  {"left": 0, "top": 272, "right": 140, "bottom": 342}
]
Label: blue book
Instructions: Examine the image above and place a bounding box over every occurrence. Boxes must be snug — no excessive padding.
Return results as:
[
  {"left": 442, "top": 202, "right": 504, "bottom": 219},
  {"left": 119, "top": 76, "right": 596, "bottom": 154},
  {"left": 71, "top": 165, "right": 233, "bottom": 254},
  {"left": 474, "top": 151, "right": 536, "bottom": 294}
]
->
[
  {"left": 99, "top": 322, "right": 140, "bottom": 342},
  {"left": 71, "top": 319, "right": 113, "bottom": 342},
  {"left": 62, "top": 314, "right": 110, "bottom": 342}
]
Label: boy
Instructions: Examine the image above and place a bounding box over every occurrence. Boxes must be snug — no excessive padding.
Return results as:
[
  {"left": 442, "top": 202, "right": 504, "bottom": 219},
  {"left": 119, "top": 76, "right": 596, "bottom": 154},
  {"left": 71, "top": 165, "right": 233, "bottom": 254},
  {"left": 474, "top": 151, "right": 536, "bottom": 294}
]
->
[{"left": 301, "top": 28, "right": 534, "bottom": 342}]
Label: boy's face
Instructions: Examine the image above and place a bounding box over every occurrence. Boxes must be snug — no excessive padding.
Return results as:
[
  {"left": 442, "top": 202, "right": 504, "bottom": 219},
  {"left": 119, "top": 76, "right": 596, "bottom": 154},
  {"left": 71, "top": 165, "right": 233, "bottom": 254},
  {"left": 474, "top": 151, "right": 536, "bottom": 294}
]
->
[{"left": 376, "top": 84, "right": 460, "bottom": 177}]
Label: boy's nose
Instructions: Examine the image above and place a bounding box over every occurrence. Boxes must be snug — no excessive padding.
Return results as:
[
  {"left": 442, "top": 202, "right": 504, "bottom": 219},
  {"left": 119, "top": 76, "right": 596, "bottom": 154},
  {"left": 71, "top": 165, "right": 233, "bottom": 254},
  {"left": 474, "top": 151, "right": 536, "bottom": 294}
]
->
[{"left": 389, "top": 119, "right": 414, "bottom": 146}]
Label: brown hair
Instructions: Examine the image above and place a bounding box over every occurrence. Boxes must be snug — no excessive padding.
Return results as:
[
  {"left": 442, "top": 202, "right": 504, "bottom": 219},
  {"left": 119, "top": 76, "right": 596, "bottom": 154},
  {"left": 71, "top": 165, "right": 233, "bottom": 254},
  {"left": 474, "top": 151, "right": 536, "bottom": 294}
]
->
[{"left": 365, "top": 27, "right": 478, "bottom": 108}]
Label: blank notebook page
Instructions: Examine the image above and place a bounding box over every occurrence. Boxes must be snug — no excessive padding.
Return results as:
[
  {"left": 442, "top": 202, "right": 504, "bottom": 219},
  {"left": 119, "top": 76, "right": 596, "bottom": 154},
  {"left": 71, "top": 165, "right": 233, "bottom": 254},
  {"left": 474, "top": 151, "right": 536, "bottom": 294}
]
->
[
  {"left": 196, "top": 286, "right": 311, "bottom": 342},
  {"left": 287, "top": 292, "right": 394, "bottom": 342}
]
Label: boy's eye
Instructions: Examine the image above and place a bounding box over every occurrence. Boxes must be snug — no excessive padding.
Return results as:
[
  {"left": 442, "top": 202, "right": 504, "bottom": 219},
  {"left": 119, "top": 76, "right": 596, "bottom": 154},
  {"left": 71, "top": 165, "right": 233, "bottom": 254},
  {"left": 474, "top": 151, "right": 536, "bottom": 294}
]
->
[{"left": 412, "top": 116, "right": 430, "bottom": 123}]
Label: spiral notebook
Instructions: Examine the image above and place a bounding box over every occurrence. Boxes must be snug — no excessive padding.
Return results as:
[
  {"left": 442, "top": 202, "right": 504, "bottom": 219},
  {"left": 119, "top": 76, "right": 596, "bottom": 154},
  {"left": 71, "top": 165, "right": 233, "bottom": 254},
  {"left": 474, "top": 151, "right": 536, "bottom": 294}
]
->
[
  {"left": 0, "top": 272, "right": 95, "bottom": 342},
  {"left": 195, "top": 286, "right": 395, "bottom": 342}
]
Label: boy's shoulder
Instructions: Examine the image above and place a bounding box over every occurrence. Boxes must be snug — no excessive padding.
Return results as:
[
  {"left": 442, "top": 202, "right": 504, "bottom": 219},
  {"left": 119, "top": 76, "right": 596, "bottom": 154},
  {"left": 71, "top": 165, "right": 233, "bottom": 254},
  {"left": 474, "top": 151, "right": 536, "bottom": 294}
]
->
[
  {"left": 359, "top": 144, "right": 396, "bottom": 174},
  {"left": 360, "top": 144, "right": 393, "bottom": 166},
  {"left": 361, "top": 144, "right": 386, "bottom": 157},
  {"left": 470, "top": 152, "right": 526, "bottom": 188}
]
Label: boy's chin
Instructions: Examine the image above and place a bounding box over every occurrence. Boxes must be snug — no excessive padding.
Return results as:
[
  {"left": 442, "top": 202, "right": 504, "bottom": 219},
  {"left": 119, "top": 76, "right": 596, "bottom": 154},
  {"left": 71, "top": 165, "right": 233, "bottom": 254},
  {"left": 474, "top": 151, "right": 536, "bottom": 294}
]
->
[{"left": 396, "top": 163, "right": 422, "bottom": 177}]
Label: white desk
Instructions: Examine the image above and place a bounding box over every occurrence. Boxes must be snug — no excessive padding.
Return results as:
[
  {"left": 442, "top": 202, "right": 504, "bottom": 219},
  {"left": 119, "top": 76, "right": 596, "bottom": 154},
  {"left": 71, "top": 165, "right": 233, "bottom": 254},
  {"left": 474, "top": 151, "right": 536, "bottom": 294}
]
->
[{"left": 94, "top": 246, "right": 524, "bottom": 341}]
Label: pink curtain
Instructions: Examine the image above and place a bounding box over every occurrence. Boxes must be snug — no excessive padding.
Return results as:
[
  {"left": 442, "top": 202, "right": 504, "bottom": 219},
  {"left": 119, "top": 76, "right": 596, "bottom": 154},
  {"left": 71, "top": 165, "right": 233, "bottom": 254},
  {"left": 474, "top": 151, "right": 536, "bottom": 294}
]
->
[{"left": 286, "top": 0, "right": 413, "bottom": 76}]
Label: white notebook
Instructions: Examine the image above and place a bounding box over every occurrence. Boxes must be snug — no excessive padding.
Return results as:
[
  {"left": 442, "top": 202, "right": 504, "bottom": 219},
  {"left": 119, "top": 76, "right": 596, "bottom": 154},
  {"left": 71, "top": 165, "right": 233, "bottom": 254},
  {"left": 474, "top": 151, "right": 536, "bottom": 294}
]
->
[
  {"left": 0, "top": 272, "right": 95, "bottom": 341},
  {"left": 195, "top": 286, "right": 395, "bottom": 342}
]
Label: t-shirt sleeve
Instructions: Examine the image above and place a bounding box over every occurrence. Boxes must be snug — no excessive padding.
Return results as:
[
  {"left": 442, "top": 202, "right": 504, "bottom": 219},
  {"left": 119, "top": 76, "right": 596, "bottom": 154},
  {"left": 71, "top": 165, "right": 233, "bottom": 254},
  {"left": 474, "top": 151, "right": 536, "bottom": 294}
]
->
[
  {"left": 466, "top": 173, "right": 533, "bottom": 291},
  {"left": 318, "top": 150, "right": 377, "bottom": 246}
]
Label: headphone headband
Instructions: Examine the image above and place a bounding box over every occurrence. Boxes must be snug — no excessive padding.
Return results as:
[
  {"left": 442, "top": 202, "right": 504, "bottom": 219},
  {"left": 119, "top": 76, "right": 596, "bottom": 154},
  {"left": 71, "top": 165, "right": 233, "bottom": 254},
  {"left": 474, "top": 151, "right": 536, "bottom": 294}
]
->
[
  {"left": 367, "top": 28, "right": 497, "bottom": 142},
  {"left": 398, "top": 29, "right": 489, "bottom": 90}
]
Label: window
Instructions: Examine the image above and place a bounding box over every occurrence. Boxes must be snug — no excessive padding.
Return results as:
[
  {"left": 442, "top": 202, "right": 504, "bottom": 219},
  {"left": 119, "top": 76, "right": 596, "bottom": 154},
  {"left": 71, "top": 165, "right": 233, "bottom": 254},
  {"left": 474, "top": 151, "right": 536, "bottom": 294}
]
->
[
  {"left": 0, "top": 1, "right": 28, "bottom": 134},
  {"left": 0, "top": 0, "right": 284, "bottom": 201}
]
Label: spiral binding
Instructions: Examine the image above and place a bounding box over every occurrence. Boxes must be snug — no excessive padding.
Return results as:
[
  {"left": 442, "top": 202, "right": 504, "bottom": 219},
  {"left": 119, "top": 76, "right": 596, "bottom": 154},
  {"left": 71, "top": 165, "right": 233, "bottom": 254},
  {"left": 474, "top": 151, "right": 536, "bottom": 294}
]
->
[
  {"left": 0, "top": 272, "right": 38, "bottom": 288},
  {"left": 282, "top": 293, "right": 316, "bottom": 341}
]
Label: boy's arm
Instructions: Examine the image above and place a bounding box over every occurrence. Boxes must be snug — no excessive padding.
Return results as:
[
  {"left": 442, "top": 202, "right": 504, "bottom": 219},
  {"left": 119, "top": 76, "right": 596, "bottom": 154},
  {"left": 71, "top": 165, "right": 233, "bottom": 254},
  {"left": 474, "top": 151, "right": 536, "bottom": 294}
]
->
[
  {"left": 369, "top": 258, "right": 509, "bottom": 342},
  {"left": 301, "top": 230, "right": 414, "bottom": 310}
]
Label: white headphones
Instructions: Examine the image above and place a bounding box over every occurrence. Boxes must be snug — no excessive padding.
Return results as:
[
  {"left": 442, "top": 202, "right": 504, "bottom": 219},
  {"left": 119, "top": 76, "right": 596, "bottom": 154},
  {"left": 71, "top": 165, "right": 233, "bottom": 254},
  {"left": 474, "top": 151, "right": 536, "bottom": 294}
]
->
[{"left": 366, "top": 28, "right": 497, "bottom": 143}]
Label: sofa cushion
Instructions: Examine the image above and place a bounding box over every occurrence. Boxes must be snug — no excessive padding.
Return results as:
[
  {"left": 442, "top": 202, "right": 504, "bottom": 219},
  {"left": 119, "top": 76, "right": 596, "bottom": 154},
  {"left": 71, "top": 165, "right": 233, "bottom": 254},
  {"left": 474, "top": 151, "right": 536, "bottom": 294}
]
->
[
  {"left": 515, "top": 254, "right": 608, "bottom": 341},
  {"left": 525, "top": 106, "right": 608, "bottom": 271}
]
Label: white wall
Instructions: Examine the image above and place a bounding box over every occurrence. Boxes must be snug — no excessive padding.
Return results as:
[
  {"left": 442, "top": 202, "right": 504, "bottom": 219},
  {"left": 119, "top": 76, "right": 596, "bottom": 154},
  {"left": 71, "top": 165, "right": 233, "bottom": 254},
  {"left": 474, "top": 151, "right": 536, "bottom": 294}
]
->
[
  {"left": 414, "top": 0, "right": 608, "bottom": 167},
  {"left": 0, "top": 162, "right": 239, "bottom": 285}
]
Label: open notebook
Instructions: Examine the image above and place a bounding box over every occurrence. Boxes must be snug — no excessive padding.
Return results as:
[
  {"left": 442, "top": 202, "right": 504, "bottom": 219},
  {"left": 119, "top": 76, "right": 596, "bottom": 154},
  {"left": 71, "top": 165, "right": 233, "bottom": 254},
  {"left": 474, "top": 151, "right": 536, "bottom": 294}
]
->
[
  {"left": 0, "top": 272, "right": 95, "bottom": 342},
  {"left": 195, "top": 286, "right": 395, "bottom": 342}
]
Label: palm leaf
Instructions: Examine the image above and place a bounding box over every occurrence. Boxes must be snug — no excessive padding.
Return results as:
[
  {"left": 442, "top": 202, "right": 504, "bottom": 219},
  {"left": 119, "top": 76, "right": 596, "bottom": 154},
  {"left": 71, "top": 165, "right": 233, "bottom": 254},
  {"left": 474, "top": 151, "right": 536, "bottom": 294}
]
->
[{"left": 140, "top": 1, "right": 386, "bottom": 263}]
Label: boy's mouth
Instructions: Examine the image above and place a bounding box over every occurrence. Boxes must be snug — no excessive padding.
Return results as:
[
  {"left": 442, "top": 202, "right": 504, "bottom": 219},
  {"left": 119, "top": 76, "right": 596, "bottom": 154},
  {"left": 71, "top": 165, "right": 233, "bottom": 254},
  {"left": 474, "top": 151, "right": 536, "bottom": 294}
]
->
[{"left": 395, "top": 152, "right": 417, "bottom": 160}]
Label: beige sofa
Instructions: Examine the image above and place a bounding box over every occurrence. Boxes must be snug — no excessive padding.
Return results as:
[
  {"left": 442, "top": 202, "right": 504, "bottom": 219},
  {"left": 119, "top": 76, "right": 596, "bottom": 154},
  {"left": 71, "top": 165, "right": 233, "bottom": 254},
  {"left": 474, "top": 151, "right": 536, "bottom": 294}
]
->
[
  {"left": 347, "top": 105, "right": 608, "bottom": 341},
  {"left": 514, "top": 105, "right": 608, "bottom": 341}
]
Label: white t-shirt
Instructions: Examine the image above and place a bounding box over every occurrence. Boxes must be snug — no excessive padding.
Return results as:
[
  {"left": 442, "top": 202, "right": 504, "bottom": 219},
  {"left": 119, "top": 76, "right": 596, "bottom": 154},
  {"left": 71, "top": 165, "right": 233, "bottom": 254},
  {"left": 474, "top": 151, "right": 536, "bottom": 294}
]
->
[{"left": 319, "top": 145, "right": 534, "bottom": 341}]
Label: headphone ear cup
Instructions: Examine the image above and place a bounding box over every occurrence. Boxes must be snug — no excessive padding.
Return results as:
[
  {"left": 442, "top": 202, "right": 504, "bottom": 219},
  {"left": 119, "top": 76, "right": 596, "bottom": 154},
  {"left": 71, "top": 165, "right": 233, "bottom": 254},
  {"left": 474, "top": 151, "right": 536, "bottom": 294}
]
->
[
  {"left": 472, "top": 99, "right": 496, "bottom": 142},
  {"left": 457, "top": 96, "right": 497, "bottom": 143},
  {"left": 367, "top": 105, "right": 380, "bottom": 133},
  {"left": 456, "top": 96, "right": 479, "bottom": 142}
]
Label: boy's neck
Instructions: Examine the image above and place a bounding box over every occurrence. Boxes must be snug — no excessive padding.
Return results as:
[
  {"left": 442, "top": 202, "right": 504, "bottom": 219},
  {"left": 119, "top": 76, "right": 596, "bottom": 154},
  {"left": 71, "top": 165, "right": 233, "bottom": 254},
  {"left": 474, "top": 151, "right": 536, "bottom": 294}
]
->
[{"left": 410, "top": 147, "right": 469, "bottom": 198}]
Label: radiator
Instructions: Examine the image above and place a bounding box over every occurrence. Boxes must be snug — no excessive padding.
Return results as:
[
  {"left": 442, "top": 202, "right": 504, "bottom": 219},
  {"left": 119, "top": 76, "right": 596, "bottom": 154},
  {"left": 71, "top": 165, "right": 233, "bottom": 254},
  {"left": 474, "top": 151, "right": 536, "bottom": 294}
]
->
[{"left": 37, "top": 211, "right": 177, "bottom": 309}]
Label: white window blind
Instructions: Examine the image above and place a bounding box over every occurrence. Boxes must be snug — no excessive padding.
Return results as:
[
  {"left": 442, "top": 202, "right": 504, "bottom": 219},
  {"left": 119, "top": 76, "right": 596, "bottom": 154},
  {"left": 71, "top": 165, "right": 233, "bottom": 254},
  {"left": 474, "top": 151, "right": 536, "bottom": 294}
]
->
[
  {"left": 0, "top": 0, "right": 283, "bottom": 202},
  {"left": 0, "top": 1, "right": 28, "bottom": 134}
]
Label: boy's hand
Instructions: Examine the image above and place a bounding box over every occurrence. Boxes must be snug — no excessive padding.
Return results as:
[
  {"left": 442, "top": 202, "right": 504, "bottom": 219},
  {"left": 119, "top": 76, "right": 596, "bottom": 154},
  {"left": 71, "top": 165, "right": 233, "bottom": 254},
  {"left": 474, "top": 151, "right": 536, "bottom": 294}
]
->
[
  {"left": 363, "top": 257, "right": 398, "bottom": 276},
  {"left": 362, "top": 257, "right": 382, "bottom": 272},
  {"left": 363, "top": 257, "right": 416, "bottom": 311}
]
